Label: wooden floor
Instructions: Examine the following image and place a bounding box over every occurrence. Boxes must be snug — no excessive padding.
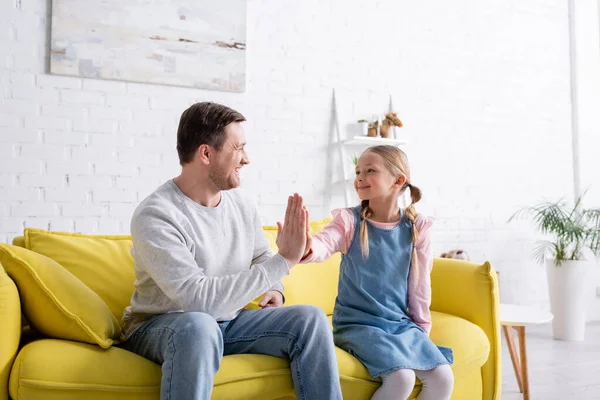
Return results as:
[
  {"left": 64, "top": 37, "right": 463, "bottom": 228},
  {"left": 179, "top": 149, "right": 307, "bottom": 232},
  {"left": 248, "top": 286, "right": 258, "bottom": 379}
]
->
[{"left": 501, "top": 322, "right": 600, "bottom": 399}]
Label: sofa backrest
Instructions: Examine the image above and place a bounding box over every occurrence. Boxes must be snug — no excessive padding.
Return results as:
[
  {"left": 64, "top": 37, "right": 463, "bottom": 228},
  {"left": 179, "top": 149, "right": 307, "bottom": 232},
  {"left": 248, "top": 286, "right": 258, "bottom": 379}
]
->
[{"left": 10, "top": 218, "right": 341, "bottom": 318}]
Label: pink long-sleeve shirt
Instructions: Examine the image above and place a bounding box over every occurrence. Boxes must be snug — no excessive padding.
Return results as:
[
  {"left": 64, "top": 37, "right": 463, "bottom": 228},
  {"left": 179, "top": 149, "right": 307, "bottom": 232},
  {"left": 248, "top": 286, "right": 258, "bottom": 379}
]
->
[{"left": 303, "top": 208, "right": 435, "bottom": 335}]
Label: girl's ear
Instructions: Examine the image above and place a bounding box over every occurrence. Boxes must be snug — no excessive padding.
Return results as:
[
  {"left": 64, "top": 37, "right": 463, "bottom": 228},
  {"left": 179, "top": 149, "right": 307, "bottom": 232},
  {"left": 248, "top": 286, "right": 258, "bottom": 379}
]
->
[{"left": 395, "top": 175, "right": 406, "bottom": 188}]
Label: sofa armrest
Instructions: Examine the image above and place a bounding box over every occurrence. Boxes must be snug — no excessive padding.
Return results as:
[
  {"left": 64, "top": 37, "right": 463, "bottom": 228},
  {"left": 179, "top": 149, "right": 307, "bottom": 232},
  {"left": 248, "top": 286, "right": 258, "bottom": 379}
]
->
[
  {"left": 0, "top": 262, "right": 21, "bottom": 400},
  {"left": 430, "top": 258, "right": 501, "bottom": 400}
]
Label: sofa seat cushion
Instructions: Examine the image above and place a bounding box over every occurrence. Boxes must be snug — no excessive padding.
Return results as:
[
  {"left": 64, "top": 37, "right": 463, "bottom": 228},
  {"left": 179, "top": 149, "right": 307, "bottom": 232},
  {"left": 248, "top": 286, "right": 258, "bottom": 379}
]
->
[
  {"left": 9, "top": 310, "right": 489, "bottom": 400},
  {"left": 429, "top": 311, "right": 491, "bottom": 377},
  {"left": 9, "top": 339, "right": 295, "bottom": 400},
  {"left": 331, "top": 311, "right": 490, "bottom": 399}
]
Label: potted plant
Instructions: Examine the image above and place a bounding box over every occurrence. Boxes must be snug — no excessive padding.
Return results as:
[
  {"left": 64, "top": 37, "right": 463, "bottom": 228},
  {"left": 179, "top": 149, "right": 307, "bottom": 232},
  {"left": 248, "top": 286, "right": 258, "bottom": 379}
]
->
[
  {"left": 357, "top": 119, "right": 369, "bottom": 136},
  {"left": 509, "top": 194, "right": 600, "bottom": 340}
]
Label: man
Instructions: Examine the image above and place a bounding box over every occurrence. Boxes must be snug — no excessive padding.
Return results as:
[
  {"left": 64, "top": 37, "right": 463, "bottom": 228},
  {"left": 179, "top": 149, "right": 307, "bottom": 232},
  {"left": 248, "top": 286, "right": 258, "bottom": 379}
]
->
[{"left": 121, "top": 102, "right": 342, "bottom": 400}]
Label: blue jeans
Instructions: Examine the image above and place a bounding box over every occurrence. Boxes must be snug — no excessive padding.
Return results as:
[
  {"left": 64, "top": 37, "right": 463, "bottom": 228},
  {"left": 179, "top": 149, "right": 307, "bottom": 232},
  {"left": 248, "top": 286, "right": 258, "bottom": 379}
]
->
[{"left": 121, "top": 305, "right": 342, "bottom": 400}]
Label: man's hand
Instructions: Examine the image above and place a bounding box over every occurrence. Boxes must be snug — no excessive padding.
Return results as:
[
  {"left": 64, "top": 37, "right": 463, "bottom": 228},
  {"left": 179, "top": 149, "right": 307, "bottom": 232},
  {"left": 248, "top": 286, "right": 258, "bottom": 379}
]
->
[
  {"left": 258, "top": 290, "right": 284, "bottom": 308},
  {"left": 276, "top": 193, "right": 307, "bottom": 267}
]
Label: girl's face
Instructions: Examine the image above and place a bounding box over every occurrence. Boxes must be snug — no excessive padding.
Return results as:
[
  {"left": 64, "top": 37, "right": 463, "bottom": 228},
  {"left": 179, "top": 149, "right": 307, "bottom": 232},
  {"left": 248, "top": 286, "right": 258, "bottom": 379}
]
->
[{"left": 354, "top": 152, "right": 405, "bottom": 201}]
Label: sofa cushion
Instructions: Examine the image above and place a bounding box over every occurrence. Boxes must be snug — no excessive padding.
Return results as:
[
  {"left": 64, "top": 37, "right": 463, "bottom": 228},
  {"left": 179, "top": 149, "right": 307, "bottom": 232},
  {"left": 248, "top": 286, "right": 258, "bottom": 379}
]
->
[
  {"left": 260, "top": 218, "right": 340, "bottom": 315},
  {"left": 9, "top": 308, "right": 490, "bottom": 400},
  {"left": 10, "top": 339, "right": 295, "bottom": 400},
  {"left": 0, "top": 244, "right": 122, "bottom": 349},
  {"left": 23, "top": 228, "right": 135, "bottom": 321}
]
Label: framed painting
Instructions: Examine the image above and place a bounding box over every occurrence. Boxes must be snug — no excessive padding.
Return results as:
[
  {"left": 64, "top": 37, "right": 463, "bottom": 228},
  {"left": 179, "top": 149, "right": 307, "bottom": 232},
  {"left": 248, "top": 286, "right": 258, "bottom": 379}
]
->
[{"left": 50, "top": 0, "right": 247, "bottom": 92}]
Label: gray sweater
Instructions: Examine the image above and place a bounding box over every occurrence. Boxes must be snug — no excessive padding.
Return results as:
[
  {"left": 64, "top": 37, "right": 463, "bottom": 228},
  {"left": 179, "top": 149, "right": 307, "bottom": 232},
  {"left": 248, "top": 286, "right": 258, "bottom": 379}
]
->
[{"left": 122, "top": 180, "right": 289, "bottom": 338}]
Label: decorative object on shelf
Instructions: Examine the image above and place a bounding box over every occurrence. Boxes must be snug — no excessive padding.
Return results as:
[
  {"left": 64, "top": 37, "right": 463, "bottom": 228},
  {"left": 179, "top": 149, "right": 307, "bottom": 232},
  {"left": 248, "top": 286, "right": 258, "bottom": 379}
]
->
[
  {"left": 49, "top": 0, "right": 247, "bottom": 92},
  {"left": 357, "top": 119, "right": 369, "bottom": 136},
  {"left": 351, "top": 154, "right": 359, "bottom": 167},
  {"left": 440, "top": 249, "right": 470, "bottom": 261},
  {"left": 380, "top": 112, "right": 403, "bottom": 138},
  {"left": 509, "top": 193, "right": 600, "bottom": 341},
  {"left": 367, "top": 118, "right": 379, "bottom": 137}
]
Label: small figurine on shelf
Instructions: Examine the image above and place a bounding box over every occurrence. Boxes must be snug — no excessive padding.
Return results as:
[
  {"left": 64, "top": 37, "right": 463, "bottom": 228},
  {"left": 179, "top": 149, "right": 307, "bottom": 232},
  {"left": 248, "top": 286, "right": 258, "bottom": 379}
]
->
[
  {"left": 380, "top": 112, "right": 403, "bottom": 138},
  {"left": 367, "top": 117, "right": 379, "bottom": 137},
  {"left": 357, "top": 119, "right": 369, "bottom": 136}
]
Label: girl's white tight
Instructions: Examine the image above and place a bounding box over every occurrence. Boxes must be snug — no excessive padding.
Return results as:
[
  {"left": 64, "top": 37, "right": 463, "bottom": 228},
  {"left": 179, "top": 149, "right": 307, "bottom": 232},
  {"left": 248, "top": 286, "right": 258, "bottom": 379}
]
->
[{"left": 370, "top": 365, "right": 454, "bottom": 400}]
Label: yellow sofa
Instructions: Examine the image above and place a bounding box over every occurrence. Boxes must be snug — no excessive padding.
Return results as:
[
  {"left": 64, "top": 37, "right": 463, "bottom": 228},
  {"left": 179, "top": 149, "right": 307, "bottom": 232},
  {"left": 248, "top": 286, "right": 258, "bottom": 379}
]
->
[{"left": 0, "top": 223, "right": 501, "bottom": 400}]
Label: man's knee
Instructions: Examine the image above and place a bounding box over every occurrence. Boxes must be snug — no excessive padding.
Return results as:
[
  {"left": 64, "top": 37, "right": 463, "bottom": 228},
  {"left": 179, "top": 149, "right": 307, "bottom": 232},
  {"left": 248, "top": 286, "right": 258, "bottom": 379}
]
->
[
  {"left": 290, "top": 305, "right": 329, "bottom": 329},
  {"left": 172, "top": 312, "right": 223, "bottom": 351}
]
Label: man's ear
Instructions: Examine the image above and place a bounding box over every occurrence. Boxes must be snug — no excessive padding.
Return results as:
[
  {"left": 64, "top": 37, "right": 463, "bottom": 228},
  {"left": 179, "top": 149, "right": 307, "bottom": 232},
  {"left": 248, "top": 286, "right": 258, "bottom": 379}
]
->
[{"left": 196, "top": 144, "right": 212, "bottom": 165}]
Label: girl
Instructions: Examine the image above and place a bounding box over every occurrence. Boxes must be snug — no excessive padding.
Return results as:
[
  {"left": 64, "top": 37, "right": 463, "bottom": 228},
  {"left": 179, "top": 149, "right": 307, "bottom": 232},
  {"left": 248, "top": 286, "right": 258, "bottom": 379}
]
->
[{"left": 301, "top": 145, "right": 454, "bottom": 400}]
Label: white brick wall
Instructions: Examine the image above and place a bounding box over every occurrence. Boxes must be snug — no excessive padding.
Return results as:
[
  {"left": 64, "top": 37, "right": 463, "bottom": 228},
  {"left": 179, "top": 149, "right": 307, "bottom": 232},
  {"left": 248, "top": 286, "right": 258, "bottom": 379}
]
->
[
  {"left": 0, "top": 0, "right": 579, "bottom": 308},
  {"left": 571, "top": 0, "right": 600, "bottom": 320}
]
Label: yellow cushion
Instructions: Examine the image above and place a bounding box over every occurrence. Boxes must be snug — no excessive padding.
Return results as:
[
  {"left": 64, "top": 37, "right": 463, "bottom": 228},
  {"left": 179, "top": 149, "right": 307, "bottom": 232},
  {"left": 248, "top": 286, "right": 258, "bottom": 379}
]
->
[
  {"left": 0, "top": 244, "right": 122, "bottom": 349},
  {"left": 24, "top": 228, "right": 135, "bottom": 321},
  {"left": 11, "top": 236, "right": 25, "bottom": 248},
  {"left": 10, "top": 339, "right": 295, "bottom": 400},
  {"left": 248, "top": 218, "right": 340, "bottom": 315},
  {"left": 429, "top": 311, "right": 490, "bottom": 378}
]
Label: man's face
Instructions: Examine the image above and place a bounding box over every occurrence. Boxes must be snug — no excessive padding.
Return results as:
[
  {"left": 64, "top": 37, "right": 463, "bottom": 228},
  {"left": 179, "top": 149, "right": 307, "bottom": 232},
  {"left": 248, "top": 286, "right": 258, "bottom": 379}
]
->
[{"left": 209, "top": 122, "right": 249, "bottom": 190}]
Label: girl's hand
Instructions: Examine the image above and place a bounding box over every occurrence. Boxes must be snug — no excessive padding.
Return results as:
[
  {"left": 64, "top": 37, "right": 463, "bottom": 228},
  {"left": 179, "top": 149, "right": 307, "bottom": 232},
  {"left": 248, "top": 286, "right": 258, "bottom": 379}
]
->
[{"left": 303, "top": 206, "right": 312, "bottom": 258}]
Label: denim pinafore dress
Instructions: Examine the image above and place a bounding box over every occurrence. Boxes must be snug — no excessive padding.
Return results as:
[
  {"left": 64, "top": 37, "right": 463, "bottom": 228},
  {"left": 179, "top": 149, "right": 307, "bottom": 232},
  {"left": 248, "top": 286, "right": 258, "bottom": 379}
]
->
[{"left": 332, "top": 206, "right": 453, "bottom": 378}]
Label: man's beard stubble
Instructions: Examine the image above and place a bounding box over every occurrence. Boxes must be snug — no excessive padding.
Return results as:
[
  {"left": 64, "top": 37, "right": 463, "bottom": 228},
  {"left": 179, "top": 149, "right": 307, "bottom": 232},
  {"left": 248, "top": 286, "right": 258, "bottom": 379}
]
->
[{"left": 208, "top": 167, "right": 236, "bottom": 191}]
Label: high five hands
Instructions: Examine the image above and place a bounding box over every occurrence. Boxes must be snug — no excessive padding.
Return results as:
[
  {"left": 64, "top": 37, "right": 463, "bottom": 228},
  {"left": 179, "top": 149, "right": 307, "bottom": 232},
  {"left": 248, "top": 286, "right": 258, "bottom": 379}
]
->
[{"left": 276, "top": 193, "right": 312, "bottom": 267}]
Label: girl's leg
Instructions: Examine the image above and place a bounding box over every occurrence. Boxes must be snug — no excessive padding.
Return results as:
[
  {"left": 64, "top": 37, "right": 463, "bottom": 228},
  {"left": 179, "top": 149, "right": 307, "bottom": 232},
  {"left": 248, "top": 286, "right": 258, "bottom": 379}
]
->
[
  {"left": 371, "top": 369, "right": 415, "bottom": 400},
  {"left": 414, "top": 365, "right": 454, "bottom": 400}
]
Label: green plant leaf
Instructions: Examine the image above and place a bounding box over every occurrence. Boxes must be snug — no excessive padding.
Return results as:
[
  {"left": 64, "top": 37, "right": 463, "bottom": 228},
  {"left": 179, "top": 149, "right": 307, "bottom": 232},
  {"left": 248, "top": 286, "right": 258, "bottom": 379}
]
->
[
  {"left": 509, "top": 193, "right": 600, "bottom": 264},
  {"left": 533, "top": 240, "right": 554, "bottom": 264}
]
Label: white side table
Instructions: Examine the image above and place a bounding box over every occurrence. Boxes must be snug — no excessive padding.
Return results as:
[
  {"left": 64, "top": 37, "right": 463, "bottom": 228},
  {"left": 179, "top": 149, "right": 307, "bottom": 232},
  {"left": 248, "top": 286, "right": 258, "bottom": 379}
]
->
[{"left": 500, "top": 304, "right": 553, "bottom": 400}]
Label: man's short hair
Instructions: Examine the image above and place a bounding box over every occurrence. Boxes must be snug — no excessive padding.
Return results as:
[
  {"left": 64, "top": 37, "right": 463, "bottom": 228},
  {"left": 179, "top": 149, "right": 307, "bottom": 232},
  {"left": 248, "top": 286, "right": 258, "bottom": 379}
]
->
[{"left": 176, "top": 102, "right": 246, "bottom": 165}]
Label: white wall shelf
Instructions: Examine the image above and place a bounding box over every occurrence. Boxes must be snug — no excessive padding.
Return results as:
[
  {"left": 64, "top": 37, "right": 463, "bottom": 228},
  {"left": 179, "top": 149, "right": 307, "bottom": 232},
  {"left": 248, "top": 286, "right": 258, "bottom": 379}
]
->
[{"left": 342, "top": 136, "right": 410, "bottom": 146}]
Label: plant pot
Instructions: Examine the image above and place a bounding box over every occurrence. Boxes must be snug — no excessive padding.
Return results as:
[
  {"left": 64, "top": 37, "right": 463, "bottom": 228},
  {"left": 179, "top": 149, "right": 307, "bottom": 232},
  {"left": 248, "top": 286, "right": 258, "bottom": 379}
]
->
[
  {"left": 546, "top": 260, "right": 590, "bottom": 341},
  {"left": 358, "top": 122, "right": 369, "bottom": 136}
]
